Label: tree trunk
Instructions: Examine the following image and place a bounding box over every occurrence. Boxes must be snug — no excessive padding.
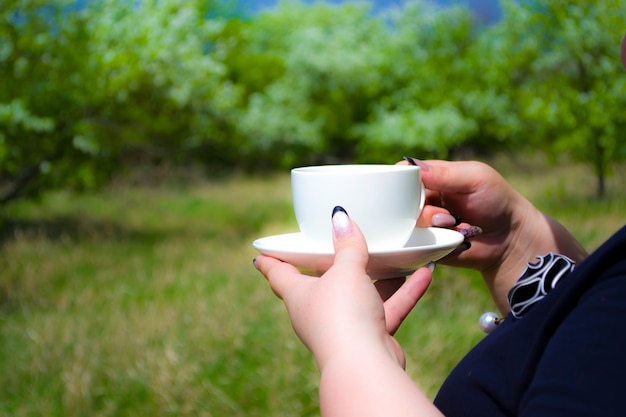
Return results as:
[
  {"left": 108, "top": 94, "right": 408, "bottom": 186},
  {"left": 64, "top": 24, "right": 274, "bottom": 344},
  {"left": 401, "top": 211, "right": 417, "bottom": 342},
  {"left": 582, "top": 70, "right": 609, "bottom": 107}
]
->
[
  {"left": 594, "top": 138, "right": 606, "bottom": 199},
  {"left": 597, "top": 169, "right": 606, "bottom": 199}
]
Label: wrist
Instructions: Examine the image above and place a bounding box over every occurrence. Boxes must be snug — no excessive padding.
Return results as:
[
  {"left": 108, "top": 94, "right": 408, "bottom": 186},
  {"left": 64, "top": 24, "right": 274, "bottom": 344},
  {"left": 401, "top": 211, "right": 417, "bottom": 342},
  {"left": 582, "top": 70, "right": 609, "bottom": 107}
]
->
[
  {"left": 480, "top": 198, "right": 551, "bottom": 312},
  {"left": 481, "top": 201, "right": 588, "bottom": 314},
  {"left": 318, "top": 342, "right": 437, "bottom": 417}
]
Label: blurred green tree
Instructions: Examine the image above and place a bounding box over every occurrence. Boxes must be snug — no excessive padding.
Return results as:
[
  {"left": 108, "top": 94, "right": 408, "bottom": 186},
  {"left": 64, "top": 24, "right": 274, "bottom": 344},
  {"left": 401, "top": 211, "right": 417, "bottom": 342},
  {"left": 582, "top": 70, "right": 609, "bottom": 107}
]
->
[
  {"left": 0, "top": 0, "right": 230, "bottom": 205},
  {"left": 84, "top": 0, "right": 233, "bottom": 168},
  {"left": 2, "top": 0, "right": 625, "bottom": 205},
  {"left": 1, "top": 0, "right": 99, "bottom": 204},
  {"left": 354, "top": 2, "right": 481, "bottom": 160},
  {"left": 227, "top": 1, "right": 396, "bottom": 167},
  {"left": 490, "top": 0, "right": 626, "bottom": 197}
]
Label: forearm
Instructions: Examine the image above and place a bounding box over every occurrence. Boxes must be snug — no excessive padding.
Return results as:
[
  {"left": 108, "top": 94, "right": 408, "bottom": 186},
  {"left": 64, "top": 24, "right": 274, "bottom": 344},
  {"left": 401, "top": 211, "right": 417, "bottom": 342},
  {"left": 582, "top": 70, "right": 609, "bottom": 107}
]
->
[{"left": 319, "top": 347, "right": 444, "bottom": 417}]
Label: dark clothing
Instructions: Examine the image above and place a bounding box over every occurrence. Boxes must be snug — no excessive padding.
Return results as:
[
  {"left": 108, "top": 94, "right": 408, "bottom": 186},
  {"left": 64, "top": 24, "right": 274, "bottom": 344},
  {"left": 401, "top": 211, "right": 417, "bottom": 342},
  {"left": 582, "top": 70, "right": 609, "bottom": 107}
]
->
[{"left": 434, "top": 225, "right": 626, "bottom": 416}]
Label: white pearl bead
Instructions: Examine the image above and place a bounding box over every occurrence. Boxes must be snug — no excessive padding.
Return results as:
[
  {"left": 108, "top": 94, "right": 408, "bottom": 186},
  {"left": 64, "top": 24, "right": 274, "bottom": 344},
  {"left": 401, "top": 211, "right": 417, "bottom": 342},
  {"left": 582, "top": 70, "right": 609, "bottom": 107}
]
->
[{"left": 479, "top": 312, "right": 502, "bottom": 334}]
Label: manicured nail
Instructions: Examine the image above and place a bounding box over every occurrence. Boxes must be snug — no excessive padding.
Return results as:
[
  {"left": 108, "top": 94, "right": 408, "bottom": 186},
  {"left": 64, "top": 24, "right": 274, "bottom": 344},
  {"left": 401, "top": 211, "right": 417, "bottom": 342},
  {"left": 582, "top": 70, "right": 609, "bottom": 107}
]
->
[
  {"left": 426, "top": 261, "right": 436, "bottom": 272},
  {"left": 453, "top": 215, "right": 463, "bottom": 226},
  {"left": 332, "top": 206, "right": 352, "bottom": 238},
  {"left": 459, "top": 226, "right": 482, "bottom": 239},
  {"left": 403, "top": 156, "right": 430, "bottom": 171},
  {"left": 252, "top": 257, "right": 259, "bottom": 270},
  {"left": 432, "top": 213, "right": 458, "bottom": 228}
]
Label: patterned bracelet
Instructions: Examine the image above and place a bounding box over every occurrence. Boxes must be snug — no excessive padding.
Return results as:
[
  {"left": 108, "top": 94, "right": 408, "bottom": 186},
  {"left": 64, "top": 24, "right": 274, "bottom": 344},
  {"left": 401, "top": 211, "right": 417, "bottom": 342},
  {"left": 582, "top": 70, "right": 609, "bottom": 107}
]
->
[
  {"left": 479, "top": 253, "right": 576, "bottom": 333},
  {"left": 508, "top": 252, "right": 576, "bottom": 319}
]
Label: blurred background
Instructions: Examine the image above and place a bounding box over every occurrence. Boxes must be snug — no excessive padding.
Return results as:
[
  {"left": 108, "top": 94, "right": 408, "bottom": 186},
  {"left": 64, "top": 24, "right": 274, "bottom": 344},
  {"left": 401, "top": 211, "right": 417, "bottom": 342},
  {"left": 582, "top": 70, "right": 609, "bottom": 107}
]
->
[{"left": 1, "top": 0, "right": 625, "bottom": 416}]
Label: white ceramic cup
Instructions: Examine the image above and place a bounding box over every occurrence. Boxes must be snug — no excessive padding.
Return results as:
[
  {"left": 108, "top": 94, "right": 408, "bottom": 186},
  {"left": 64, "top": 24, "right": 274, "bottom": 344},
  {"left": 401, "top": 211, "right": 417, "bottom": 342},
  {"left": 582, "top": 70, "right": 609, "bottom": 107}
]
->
[{"left": 291, "top": 164, "right": 425, "bottom": 251}]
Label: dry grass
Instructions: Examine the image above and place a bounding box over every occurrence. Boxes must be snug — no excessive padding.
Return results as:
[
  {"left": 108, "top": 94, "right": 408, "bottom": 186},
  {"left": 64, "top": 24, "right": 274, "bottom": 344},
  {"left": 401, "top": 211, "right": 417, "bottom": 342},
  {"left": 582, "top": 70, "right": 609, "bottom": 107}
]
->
[{"left": 0, "top": 159, "right": 624, "bottom": 416}]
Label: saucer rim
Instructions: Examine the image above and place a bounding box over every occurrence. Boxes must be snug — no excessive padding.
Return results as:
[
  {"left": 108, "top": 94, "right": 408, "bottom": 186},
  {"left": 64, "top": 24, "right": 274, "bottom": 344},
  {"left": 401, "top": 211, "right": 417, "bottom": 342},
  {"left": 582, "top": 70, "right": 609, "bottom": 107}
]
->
[{"left": 252, "top": 227, "right": 464, "bottom": 255}]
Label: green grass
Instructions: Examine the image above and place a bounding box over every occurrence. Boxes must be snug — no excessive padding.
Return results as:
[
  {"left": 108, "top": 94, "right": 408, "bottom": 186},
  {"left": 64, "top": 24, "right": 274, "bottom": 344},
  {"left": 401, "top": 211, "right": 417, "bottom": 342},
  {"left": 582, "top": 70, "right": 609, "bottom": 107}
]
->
[{"left": 1, "top": 159, "right": 624, "bottom": 416}]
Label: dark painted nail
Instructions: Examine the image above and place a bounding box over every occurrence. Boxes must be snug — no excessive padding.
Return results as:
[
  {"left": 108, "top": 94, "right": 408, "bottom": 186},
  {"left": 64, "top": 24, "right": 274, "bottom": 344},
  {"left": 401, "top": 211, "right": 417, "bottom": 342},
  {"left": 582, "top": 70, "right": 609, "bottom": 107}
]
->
[
  {"left": 404, "top": 156, "right": 418, "bottom": 165},
  {"left": 332, "top": 205, "right": 348, "bottom": 218},
  {"left": 331, "top": 206, "right": 352, "bottom": 237},
  {"left": 252, "top": 257, "right": 259, "bottom": 269},
  {"left": 453, "top": 215, "right": 463, "bottom": 226},
  {"left": 403, "top": 156, "right": 430, "bottom": 171}
]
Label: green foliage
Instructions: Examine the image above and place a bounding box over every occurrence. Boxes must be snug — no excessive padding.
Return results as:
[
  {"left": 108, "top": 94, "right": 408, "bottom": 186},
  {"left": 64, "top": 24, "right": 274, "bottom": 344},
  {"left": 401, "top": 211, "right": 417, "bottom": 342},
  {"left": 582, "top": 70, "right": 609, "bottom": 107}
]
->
[
  {"left": 356, "top": 103, "right": 477, "bottom": 158},
  {"left": 486, "top": 0, "right": 626, "bottom": 196},
  {"left": 82, "top": 0, "right": 234, "bottom": 163},
  {"left": 231, "top": 1, "right": 395, "bottom": 165},
  {"left": 2, "top": 0, "right": 626, "bottom": 204},
  {"left": 355, "top": 3, "right": 480, "bottom": 159},
  {"left": 1, "top": 0, "right": 231, "bottom": 204},
  {"left": 1, "top": 0, "right": 94, "bottom": 203}
]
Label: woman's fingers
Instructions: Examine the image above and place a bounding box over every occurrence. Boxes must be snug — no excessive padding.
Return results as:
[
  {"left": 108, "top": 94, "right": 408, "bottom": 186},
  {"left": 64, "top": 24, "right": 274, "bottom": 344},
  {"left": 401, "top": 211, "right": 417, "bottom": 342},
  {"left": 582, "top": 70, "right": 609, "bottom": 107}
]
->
[
  {"left": 375, "top": 277, "right": 406, "bottom": 301},
  {"left": 330, "top": 206, "right": 370, "bottom": 275},
  {"left": 384, "top": 265, "right": 433, "bottom": 335},
  {"left": 417, "top": 205, "right": 454, "bottom": 227},
  {"left": 254, "top": 254, "right": 309, "bottom": 300}
]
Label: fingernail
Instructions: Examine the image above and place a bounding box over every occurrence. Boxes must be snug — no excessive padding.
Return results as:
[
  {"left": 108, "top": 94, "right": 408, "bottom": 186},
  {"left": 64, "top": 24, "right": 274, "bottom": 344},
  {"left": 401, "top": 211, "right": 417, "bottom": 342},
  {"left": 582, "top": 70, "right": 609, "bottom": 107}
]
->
[
  {"left": 459, "top": 226, "right": 483, "bottom": 239},
  {"left": 432, "top": 213, "right": 458, "bottom": 228},
  {"left": 332, "top": 206, "right": 352, "bottom": 238},
  {"left": 403, "top": 156, "right": 430, "bottom": 171},
  {"left": 252, "top": 257, "right": 259, "bottom": 270},
  {"left": 426, "top": 261, "right": 436, "bottom": 272}
]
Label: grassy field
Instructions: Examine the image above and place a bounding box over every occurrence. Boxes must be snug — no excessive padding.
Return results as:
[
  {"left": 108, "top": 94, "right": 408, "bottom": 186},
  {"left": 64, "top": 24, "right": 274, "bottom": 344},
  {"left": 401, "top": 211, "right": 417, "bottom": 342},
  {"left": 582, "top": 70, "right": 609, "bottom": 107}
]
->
[{"left": 1, "top": 158, "right": 624, "bottom": 417}]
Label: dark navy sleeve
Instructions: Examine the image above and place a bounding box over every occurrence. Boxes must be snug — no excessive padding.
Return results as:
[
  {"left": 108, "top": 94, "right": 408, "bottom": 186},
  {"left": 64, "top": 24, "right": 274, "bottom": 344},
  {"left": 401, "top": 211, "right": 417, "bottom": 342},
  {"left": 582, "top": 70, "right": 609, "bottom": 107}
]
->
[
  {"left": 434, "top": 225, "right": 626, "bottom": 417},
  {"left": 518, "top": 260, "right": 626, "bottom": 416}
]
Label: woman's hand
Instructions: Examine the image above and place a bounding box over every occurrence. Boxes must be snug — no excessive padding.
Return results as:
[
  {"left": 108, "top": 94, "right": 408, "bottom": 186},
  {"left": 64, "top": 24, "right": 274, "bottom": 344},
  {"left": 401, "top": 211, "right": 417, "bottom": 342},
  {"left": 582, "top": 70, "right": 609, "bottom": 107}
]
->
[
  {"left": 254, "top": 206, "right": 432, "bottom": 371},
  {"left": 402, "top": 158, "right": 588, "bottom": 313},
  {"left": 254, "top": 206, "right": 442, "bottom": 417}
]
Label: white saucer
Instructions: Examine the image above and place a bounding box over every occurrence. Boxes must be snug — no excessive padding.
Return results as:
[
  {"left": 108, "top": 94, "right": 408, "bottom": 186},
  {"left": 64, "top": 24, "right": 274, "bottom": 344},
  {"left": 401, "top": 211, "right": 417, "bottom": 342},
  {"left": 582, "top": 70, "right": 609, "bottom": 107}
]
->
[{"left": 253, "top": 227, "right": 464, "bottom": 279}]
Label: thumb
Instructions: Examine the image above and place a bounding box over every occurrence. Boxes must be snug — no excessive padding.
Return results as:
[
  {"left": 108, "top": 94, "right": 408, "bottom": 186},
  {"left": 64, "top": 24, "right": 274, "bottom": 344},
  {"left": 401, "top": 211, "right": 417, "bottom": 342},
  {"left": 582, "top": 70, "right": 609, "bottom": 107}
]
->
[
  {"left": 420, "top": 160, "right": 487, "bottom": 195},
  {"left": 330, "top": 206, "right": 369, "bottom": 273}
]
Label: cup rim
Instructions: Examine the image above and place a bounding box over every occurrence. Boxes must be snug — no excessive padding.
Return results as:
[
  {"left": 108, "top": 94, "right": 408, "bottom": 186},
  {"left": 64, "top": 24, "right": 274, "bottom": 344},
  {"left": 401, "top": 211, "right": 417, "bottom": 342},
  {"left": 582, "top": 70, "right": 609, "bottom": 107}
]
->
[{"left": 292, "top": 164, "right": 420, "bottom": 174}]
